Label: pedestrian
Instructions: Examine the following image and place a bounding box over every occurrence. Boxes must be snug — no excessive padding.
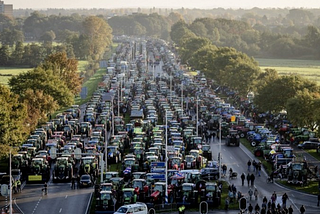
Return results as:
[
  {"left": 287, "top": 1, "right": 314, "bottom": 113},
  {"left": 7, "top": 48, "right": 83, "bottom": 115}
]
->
[
  {"left": 241, "top": 172, "right": 245, "bottom": 186},
  {"left": 260, "top": 206, "right": 266, "bottom": 214},
  {"left": 250, "top": 173, "right": 255, "bottom": 186},
  {"left": 248, "top": 188, "right": 253, "bottom": 201},
  {"left": 282, "top": 193, "right": 288, "bottom": 209},
  {"left": 225, "top": 197, "right": 229, "bottom": 210},
  {"left": 222, "top": 164, "right": 227, "bottom": 177},
  {"left": 257, "top": 161, "right": 262, "bottom": 176},
  {"left": 17, "top": 179, "right": 21, "bottom": 193},
  {"left": 255, "top": 204, "right": 260, "bottom": 212},
  {"left": 288, "top": 205, "right": 293, "bottom": 214},
  {"left": 247, "top": 173, "right": 251, "bottom": 186},
  {"left": 248, "top": 203, "right": 253, "bottom": 214},
  {"left": 271, "top": 191, "right": 277, "bottom": 203},
  {"left": 71, "top": 176, "right": 75, "bottom": 189},
  {"left": 77, "top": 175, "right": 80, "bottom": 189},
  {"left": 252, "top": 160, "right": 256, "bottom": 172},
  {"left": 248, "top": 160, "right": 252, "bottom": 172},
  {"left": 299, "top": 205, "right": 306, "bottom": 214},
  {"left": 254, "top": 188, "right": 258, "bottom": 200}
]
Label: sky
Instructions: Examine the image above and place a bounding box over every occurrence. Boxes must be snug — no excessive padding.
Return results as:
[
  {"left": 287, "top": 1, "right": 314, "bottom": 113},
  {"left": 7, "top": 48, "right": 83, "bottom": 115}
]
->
[{"left": 5, "top": 0, "right": 320, "bottom": 10}]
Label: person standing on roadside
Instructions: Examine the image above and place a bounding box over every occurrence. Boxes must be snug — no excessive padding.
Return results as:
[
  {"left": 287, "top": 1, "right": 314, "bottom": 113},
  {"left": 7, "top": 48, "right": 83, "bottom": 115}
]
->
[
  {"left": 241, "top": 172, "right": 245, "bottom": 186},
  {"left": 250, "top": 173, "right": 255, "bottom": 186},
  {"left": 247, "top": 173, "right": 251, "bottom": 186},
  {"left": 247, "top": 160, "right": 252, "bottom": 172},
  {"left": 300, "top": 205, "right": 306, "bottom": 214},
  {"left": 288, "top": 205, "right": 293, "bottom": 214}
]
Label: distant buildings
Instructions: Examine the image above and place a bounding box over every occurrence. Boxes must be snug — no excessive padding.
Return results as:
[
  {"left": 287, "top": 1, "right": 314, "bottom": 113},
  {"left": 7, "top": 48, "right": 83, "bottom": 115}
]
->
[{"left": 0, "top": 1, "right": 13, "bottom": 18}]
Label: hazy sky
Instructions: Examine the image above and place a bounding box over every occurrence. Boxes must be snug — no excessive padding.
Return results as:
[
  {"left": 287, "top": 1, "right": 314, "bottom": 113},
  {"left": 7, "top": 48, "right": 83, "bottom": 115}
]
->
[{"left": 5, "top": 0, "right": 320, "bottom": 9}]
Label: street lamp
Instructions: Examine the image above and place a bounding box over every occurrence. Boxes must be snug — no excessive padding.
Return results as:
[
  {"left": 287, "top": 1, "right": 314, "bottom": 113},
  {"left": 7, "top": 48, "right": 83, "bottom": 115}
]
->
[
  {"left": 9, "top": 149, "right": 12, "bottom": 214},
  {"left": 165, "top": 110, "right": 168, "bottom": 204},
  {"left": 196, "top": 96, "right": 199, "bottom": 136},
  {"left": 181, "top": 82, "right": 183, "bottom": 114},
  {"left": 112, "top": 97, "right": 115, "bottom": 136},
  {"left": 117, "top": 83, "right": 120, "bottom": 117},
  {"left": 219, "top": 117, "right": 222, "bottom": 180}
]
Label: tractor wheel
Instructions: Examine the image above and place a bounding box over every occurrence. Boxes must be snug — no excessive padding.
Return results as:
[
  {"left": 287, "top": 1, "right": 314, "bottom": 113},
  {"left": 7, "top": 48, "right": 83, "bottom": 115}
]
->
[
  {"left": 254, "top": 150, "right": 262, "bottom": 157},
  {"left": 251, "top": 141, "right": 257, "bottom": 147},
  {"left": 240, "top": 133, "right": 245, "bottom": 138}
]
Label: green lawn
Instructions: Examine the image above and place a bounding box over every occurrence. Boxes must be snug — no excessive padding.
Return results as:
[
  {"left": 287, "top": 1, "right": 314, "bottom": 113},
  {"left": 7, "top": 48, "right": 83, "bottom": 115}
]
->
[
  {"left": 256, "top": 58, "right": 320, "bottom": 85},
  {"left": 0, "top": 67, "right": 31, "bottom": 85},
  {"left": 78, "top": 60, "right": 89, "bottom": 73}
]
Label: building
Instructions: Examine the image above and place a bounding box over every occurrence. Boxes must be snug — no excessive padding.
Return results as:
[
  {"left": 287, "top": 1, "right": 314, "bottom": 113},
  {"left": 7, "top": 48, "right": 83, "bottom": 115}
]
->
[{"left": 0, "top": 1, "right": 13, "bottom": 18}]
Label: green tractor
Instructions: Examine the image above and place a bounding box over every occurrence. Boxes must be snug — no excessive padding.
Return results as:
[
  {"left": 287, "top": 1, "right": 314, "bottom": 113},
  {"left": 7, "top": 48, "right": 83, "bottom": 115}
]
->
[
  {"left": 53, "top": 157, "right": 73, "bottom": 182},
  {"left": 80, "top": 156, "right": 98, "bottom": 179},
  {"left": 28, "top": 157, "right": 50, "bottom": 182}
]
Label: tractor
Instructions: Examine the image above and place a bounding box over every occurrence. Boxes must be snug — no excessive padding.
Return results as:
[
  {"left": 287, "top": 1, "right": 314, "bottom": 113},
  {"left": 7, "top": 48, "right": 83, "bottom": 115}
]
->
[{"left": 53, "top": 157, "right": 73, "bottom": 182}]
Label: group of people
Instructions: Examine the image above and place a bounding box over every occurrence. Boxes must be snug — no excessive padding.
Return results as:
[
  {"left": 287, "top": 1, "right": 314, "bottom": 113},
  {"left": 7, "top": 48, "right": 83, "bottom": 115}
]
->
[
  {"left": 247, "top": 159, "right": 262, "bottom": 176},
  {"left": 240, "top": 172, "right": 256, "bottom": 187}
]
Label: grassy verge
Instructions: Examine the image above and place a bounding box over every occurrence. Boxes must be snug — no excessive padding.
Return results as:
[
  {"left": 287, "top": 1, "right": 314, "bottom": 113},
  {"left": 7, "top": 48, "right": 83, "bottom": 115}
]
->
[
  {"left": 277, "top": 180, "right": 319, "bottom": 195},
  {"left": 304, "top": 149, "right": 320, "bottom": 161},
  {"left": 240, "top": 139, "right": 273, "bottom": 174},
  {"left": 218, "top": 180, "right": 239, "bottom": 210},
  {"left": 241, "top": 139, "right": 318, "bottom": 194}
]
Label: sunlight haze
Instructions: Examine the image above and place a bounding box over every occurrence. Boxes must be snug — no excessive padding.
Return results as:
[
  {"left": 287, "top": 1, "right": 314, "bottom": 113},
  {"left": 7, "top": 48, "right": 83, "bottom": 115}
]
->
[{"left": 5, "top": 0, "right": 320, "bottom": 9}]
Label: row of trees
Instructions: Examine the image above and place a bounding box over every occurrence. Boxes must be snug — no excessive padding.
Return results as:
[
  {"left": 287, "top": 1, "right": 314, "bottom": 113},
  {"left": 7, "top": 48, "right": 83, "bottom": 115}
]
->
[
  {"left": 173, "top": 22, "right": 320, "bottom": 133},
  {"left": 0, "top": 14, "right": 113, "bottom": 61},
  {"left": 0, "top": 52, "right": 83, "bottom": 156}
]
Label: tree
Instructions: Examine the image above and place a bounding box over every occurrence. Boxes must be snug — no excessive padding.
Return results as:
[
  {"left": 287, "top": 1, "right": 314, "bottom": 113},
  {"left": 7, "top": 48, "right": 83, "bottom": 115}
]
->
[
  {"left": 22, "top": 89, "right": 58, "bottom": 130},
  {"left": 189, "top": 44, "right": 217, "bottom": 76},
  {"left": 41, "top": 52, "right": 83, "bottom": 95},
  {"left": 40, "top": 30, "right": 56, "bottom": 43},
  {"left": 170, "top": 20, "right": 196, "bottom": 46},
  {"left": 209, "top": 47, "right": 261, "bottom": 96},
  {"left": 179, "top": 37, "right": 211, "bottom": 63},
  {"left": 9, "top": 67, "right": 74, "bottom": 107},
  {"left": 10, "top": 41, "right": 24, "bottom": 65},
  {"left": 254, "top": 75, "right": 320, "bottom": 113},
  {"left": 82, "top": 16, "right": 113, "bottom": 59},
  {"left": 0, "top": 85, "right": 28, "bottom": 157},
  {"left": 286, "top": 90, "right": 320, "bottom": 131},
  {"left": 0, "top": 45, "right": 10, "bottom": 66},
  {"left": 0, "top": 28, "right": 24, "bottom": 46}
]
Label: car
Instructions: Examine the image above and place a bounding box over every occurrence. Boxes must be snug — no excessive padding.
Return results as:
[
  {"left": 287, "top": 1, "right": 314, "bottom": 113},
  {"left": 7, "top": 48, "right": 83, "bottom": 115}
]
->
[
  {"left": 114, "top": 202, "right": 148, "bottom": 214},
  {"left": 297, "top": 141, "right": 319, "bottom": 149},
  {"left": 200, "top": 167, "right": 219, "bottom": 180},
  {"left": 79, "top": 174, "right": 93, "bottom": 188}
]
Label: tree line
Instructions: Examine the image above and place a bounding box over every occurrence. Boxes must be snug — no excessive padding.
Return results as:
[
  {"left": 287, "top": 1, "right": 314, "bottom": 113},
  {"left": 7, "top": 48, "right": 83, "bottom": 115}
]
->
[{"left": 171, "top": 21, "right": 320, "bottom": 134}]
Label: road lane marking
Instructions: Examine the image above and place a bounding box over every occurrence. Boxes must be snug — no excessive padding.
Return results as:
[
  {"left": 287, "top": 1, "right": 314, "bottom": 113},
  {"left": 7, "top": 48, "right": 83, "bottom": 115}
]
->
[
  {"left": 65, "top": 195, "right": 68, "bottom": 198},
  {"left": 230, "top": 156, "right": 233, "bottom": 159},
  {"left": 59, "top": 208, "right": 62, "bottom": 213}
]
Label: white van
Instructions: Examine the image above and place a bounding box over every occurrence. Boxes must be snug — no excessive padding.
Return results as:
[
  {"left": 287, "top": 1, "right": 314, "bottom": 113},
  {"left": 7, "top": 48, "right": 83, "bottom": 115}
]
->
[{"left": 114, "top": 202, "right": 148, "bottom": 214}]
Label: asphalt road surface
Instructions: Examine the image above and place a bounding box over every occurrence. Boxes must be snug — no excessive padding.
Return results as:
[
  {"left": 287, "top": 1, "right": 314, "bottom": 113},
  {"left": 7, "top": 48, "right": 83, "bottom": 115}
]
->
[{"left": 209, "top": 136, "right": 319, "bottom": 213}]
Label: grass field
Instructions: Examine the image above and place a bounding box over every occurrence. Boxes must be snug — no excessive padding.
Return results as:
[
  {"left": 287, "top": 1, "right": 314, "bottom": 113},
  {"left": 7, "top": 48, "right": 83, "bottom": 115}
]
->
[
  {"left": 0, "top": 67, "right": 31, "bottom": 85},
  {"left": 0, "top": 60, "right": 88, "bottom": 85},
  {"left": 257, "top": 58, "right": 320, "bottom": 85}
]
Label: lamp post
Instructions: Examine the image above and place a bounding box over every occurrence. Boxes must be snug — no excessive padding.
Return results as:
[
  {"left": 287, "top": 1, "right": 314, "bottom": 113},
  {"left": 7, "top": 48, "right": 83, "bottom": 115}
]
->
[
  {"left": 112, "top": 97, "right": 114, "bottom": 136},
  {"left": 196, "top": 96, "right": 199, "bottom": 136},
  {"left": 105, "top": 126, "right": 108, "bottom": 174},
  {"left": 170, "top": 75, "right": 172, "bottom": 103},
  {"left": 117, "top": 84, "right": 120, "bottom": 117},
  {"left": 153, "top": 62, "right": 155, "bottom": 81},
  {"left": 181, "top": 82, "right": 183, "bottom": 113},
  {"left": 165, "top": 110, "right": 168, "bottom": 203},
  {"left": 9, "top": 149, "right": 12, "bottom": 214},
  {"left": 219, "top": 117, "right": 222, "bottom": 180}
]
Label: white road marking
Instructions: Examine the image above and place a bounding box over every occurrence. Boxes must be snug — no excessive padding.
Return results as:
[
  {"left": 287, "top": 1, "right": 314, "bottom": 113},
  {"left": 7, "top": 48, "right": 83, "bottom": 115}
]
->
[
  {"left": 65, "top": 195, "right": 68, "bottom": 198},
  {"left": 59, "top": 208, "right": 62, "bottom": 213}
]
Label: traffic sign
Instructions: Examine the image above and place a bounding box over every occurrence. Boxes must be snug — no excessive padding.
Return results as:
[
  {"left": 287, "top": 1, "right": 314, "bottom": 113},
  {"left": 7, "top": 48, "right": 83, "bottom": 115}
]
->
[
  {"left": 74, "top": 148, "right": 82, "bottom": 160},
  {"left": 151, "top": 168, "right": 165, "bottom": 173},
  {"left": 151, "top": 174, "right": 165, "bottom": 180},
  {"left": 150, "top": 162, "right": 165, "bottom": 168},
  {"left": 239, "top": 197, "right": 247, "bottom": 210},
  {"left": 1, "top": 184, "right": 9, "bottom": 197},
  {"left": 199, "top": 201, "right": 208, "bottom": 214},
  {"left": 50, "top": 147, "right": 56, "bottom": 159}
]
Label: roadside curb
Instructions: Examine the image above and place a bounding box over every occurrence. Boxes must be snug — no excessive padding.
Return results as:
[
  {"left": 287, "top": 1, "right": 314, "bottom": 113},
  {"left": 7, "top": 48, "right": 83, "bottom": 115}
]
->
[{"left": 274, "top": 179, "right": 317, "bottom": 197}]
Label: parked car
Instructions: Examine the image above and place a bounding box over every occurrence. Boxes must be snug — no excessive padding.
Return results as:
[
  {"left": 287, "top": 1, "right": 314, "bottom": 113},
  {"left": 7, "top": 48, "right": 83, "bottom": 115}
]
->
[
  {"left": 297, "top": 141, "right": 319, "bottom": 149},
  {"left": 79, "top": 174, "right": 93, "bottom": 188}
]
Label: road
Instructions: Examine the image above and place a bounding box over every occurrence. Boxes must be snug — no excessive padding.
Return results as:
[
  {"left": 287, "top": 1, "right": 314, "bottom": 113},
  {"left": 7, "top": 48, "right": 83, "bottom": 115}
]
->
[
  {"left": 8, "top": 182, "right": 92, "bottom": 214},
  {"left": 210, "top": 136, "right": 319, "bottom": 213}
]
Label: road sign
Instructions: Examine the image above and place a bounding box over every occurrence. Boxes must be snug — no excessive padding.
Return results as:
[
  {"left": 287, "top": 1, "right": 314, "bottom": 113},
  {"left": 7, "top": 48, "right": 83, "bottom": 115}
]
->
[
  {"left": 50, "top": 147, "right": 56, "bottom": 159},
  {"left": 1, "top": 184, "right": 9, "bottom": 197},
  {"left": 150, "top": 162, "right": 165, "bottom": 168},
  {"left": 239, "top": 197, "right": 247, "bottom": 210},
  {"left": 199, "top": 201, "right": 208, "bottom": 214},
  {"left": 74, "top": 148, "right": 82, "bottom": 160},
  {"left": 151, "top": 174, "right": 165, "bottom": 180},
  {"left": 151, "top": 168, "right": 165, "bottom": 173}
]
